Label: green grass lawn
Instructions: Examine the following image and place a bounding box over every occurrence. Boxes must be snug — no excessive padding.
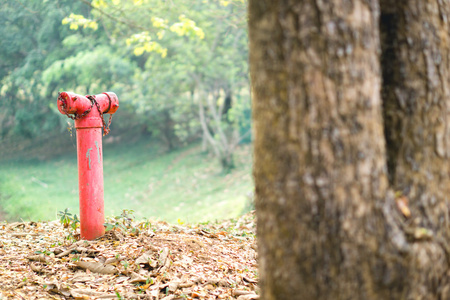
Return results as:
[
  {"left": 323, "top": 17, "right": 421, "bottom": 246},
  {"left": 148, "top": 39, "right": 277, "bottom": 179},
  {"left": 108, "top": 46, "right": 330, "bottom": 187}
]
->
[{"left": 0, "top": 139, "right": 253, "bottom": 223}]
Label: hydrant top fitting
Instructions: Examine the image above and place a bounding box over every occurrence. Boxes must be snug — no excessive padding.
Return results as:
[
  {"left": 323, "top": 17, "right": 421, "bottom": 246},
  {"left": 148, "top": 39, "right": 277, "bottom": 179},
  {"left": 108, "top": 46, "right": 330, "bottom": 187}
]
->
[{"left": 57, "top": 91, "right": 119, "bottom": 130}]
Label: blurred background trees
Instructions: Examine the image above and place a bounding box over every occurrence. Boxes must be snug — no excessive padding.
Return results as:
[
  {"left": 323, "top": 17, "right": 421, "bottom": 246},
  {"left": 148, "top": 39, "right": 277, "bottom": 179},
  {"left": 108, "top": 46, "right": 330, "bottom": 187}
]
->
[{"left": 0, "top": 0, "right": 250, "bottom": 171}]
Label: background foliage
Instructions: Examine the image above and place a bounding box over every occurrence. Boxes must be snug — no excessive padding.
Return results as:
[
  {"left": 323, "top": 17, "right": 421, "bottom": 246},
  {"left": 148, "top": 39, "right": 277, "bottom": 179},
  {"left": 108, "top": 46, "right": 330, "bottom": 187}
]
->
[{"left": 0, "top": 0, "right": 250, "bottom": 160}]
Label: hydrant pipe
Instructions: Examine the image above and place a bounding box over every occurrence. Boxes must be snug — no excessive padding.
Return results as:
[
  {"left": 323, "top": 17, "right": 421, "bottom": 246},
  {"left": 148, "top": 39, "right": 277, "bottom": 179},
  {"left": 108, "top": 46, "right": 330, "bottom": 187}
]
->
[{"left": 57, "top": 92, "right": 119, "bottom": 240}]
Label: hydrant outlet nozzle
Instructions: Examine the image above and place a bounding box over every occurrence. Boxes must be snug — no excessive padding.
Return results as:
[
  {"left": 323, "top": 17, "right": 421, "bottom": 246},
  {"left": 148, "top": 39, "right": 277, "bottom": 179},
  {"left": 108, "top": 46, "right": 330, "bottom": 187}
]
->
[{"left": 57, "top": 92, "right": 119, "bottom": 116}]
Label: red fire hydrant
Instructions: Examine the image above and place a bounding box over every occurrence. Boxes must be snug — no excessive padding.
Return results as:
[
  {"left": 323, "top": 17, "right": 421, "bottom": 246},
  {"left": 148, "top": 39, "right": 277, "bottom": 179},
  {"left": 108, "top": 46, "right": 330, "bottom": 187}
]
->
[{"left": 57, "top": 92, "right": 119, "bottom": 240}]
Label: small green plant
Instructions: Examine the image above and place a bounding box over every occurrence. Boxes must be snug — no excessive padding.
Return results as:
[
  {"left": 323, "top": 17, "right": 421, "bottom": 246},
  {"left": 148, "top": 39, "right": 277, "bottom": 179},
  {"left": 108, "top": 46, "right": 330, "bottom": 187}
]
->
[
  {"left": 35, "top": 250, "right": 53, "bottom": 256},
  {"left": 58, "top": 208, "right": 72, "bottom": 228},
  {"left": 115, "top": 291, "right": 123, "bottom": 300},
  {"left": 58, "top": 208, "right": 80, "bottom": 231},
  {"left": 121, "top": 260, "right": 129, "bottom": 270},
  {"left": 65, "top": 232, "right": 77, "bottom": 242},
  {"left": 138, "top": 218, "right": 152, "bottom": 230},
  {"left": 70, "top": 214, "right": 80, "bottom": 231},
  {"left": 104, "top": 209, "right": 139, "bottom": 234},
  {"left": 104, "top": 222, "right": 120, "bottom": 232},
  {"left": 120, "top": 209, "right": 135, "bottom": 227}
]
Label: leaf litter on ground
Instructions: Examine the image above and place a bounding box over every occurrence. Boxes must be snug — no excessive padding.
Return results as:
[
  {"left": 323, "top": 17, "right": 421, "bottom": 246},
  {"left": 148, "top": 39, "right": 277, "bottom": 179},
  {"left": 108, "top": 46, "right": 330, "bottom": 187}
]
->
[{"left": 0, "top": 211, "right": 258, "bottom": 299}]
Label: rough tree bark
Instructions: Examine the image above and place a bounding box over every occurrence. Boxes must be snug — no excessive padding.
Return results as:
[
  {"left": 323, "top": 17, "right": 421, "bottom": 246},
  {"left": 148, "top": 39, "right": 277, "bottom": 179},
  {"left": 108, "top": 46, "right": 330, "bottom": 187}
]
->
[
  {"left": 250, "top": 0, "right": 450, "bottom": 299},
  {"left": 380, "top": 0, "right": 450, "bottom": 296}
]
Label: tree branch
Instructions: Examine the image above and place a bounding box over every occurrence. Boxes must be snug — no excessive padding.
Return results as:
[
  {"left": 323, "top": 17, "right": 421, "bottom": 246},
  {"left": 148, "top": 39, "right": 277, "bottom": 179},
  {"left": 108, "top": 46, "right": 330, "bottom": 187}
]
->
[
  {"left": 198, "top": 97, "right": 221, "bottom": 157},
  {"left": 231, "top": 128, "right": 251, "bottom": 149},
  {"left": 78, "top": 0, "right": 150, "bottom": 31},
  {"left": 206, "top": 90, "right": 229, "bottom": 147}
]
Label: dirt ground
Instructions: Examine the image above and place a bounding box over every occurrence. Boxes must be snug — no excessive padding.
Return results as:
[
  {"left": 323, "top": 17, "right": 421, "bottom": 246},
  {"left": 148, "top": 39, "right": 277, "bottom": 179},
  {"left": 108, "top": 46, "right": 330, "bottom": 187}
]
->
[{"left": 0, "top": 212, "right": 258, "bottom": 300}]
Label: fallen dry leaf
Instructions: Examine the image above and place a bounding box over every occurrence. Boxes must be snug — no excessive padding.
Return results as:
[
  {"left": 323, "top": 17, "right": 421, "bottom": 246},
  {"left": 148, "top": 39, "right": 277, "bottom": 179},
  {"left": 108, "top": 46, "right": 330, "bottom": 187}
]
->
[
  {"left": 237, "top": 294, "right": 260, "bottom": 300},
  {"left": 74, "top": 260, "right": 118, "bottom": 274},
  {"left": 413, "top": 227, "right": 434, "bottom": 240},
  {"left": 27, "top": 254, "right": 52, "bottom": 263},
  {"left": 395, "top": 195, "right": 411, "bottom": 218},
  {"left": 135, "top": 251, "right": 157, "bottom": 267},
  {"left": 233, "top": 289, "right": 255, "bottom": 296},
  {"left": 29, "top": 263, "right": 42, "bottom": 273}
]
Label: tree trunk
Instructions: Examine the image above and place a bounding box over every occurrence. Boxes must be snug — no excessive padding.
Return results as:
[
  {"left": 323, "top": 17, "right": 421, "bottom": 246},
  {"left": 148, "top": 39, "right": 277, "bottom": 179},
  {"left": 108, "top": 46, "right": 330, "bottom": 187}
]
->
[
  {"left": 250, "top": 0, "right": 450, "bottom": 299},
  {"left": 380, "top": 0, "right": 450, "bottom": 296},
  {"left": 220, "top": 151, "right": 235, "bottom": 173},
  {"left": 159, "top": 109, "right": 179, "bottom": 151}
]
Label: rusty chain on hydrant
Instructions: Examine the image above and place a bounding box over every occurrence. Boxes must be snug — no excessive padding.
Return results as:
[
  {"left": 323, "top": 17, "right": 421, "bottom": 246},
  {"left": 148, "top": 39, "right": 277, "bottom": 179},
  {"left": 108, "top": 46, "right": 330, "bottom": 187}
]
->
[{"left": 58, "top": 93, "right": 114, "bottom": 136}]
